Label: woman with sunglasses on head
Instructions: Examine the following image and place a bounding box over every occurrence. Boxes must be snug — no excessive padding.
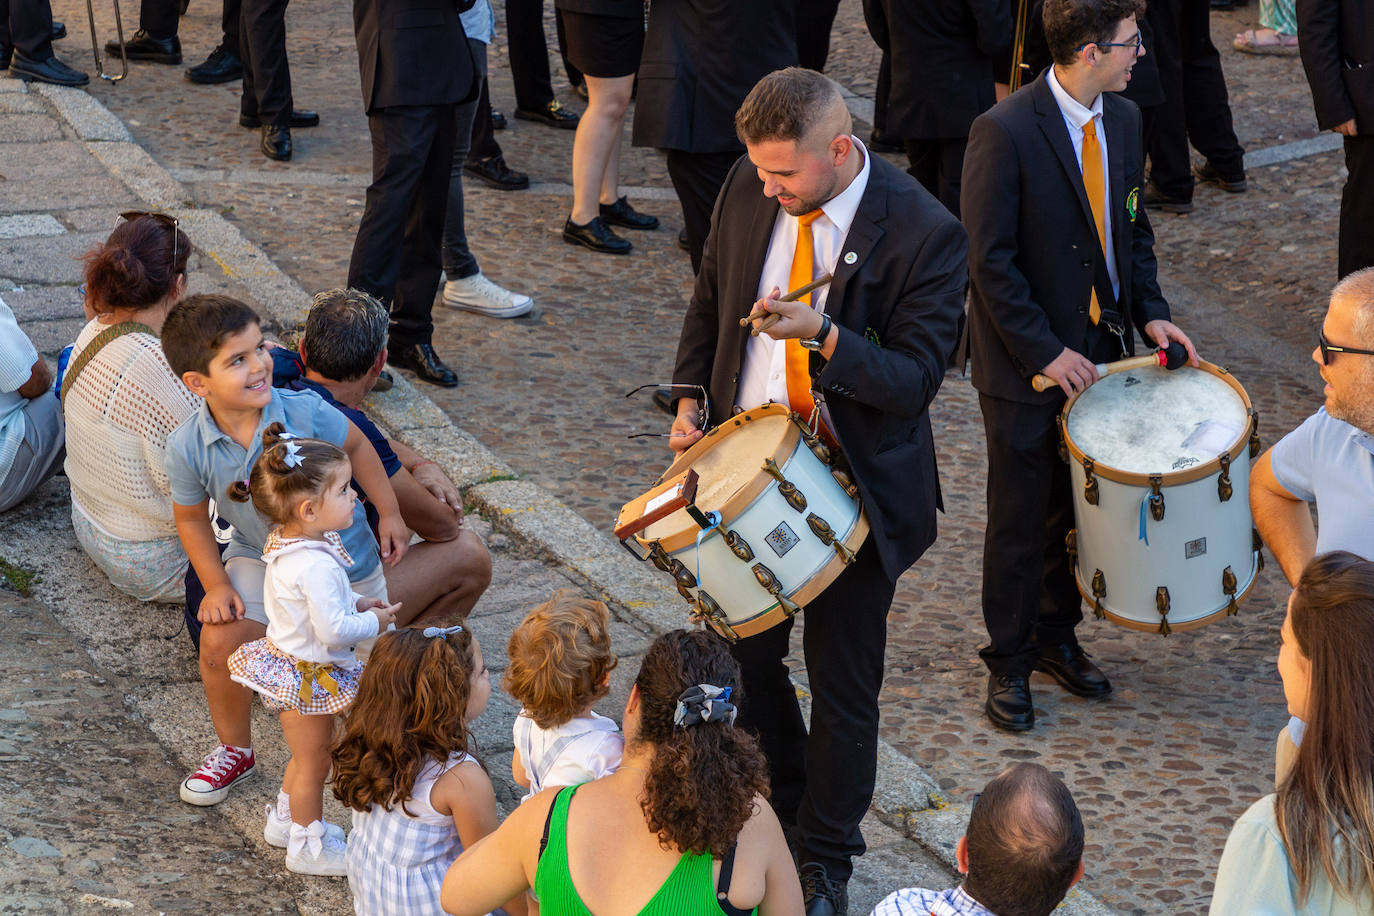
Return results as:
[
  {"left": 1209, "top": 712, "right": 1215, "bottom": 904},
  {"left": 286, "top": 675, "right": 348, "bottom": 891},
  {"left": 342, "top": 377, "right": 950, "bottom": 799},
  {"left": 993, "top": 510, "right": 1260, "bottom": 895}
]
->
[
  {"left": 1210, "top": 551, "right": 1374, "bottom": 915},
  {"left": 64, "top": 211, "right": 198, "bottom": 603}
]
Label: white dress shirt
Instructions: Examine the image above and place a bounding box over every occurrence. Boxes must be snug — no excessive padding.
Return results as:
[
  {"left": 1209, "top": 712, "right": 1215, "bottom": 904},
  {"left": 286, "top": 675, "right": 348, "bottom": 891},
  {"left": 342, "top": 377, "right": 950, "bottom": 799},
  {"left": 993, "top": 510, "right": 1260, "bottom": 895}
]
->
[
  {"left": 736, "top": 136, "right": 872, "bottom": 414},
  {"left": 1046, "top": 66, "right": 1120, "bottom": 300}
]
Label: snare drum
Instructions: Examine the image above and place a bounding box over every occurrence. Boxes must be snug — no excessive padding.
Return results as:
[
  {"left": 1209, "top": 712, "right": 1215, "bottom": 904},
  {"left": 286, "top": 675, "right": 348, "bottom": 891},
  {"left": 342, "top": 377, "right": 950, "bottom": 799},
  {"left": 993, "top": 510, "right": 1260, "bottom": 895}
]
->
[
  {"left": 1061, "top": 361, "right": 1261, "bottom": 634},
  {"left": 615, "top": 404, "right": 869, "bottom": 641}
]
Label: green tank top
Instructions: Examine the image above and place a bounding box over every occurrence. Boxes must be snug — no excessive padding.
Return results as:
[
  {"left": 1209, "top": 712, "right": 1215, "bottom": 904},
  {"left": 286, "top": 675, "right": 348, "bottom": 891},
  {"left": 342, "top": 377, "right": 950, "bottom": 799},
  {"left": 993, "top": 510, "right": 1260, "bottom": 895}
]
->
[{"left": 533, "top": 785, "right": 758, "bottom": 916}]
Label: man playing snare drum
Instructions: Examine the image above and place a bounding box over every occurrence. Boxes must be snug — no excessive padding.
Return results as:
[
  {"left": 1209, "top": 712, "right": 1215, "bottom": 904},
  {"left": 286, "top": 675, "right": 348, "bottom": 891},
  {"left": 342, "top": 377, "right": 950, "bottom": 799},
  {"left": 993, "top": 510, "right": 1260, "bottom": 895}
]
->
[
  {"left": 668, "top": 68, "right": 966, "bottom": 916},
  {"left": 962, "top": 0, "right": 1197, "bottom": 733}
]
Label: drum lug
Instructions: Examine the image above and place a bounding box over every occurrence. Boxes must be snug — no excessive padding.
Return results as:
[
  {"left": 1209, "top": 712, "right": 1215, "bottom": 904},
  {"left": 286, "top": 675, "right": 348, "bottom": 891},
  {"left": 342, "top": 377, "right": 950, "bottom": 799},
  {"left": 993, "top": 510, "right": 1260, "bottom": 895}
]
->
[
  {"left": 797, "top": 422, "right": 832, "bottom": 465},
  {"left": 667, "top": 558, "right": 698, "bottom": 592},
  {"left": 721, "top": 527, "right": 754, "bottom": 562},
  {"left": 693, "top": 590, "right": 739, "bottom": 643},
  {"left": 647, "top": 541, "right": 672, "bottom": 573},
  {"left": 1082, "top": 458, "right": 1099, "bottom": 506},
  {"left": 1148, "top": 475, "right": 1165, "bottom": 521},
  {"left": 830, "top": 467, "right": 860, "bottom": 500},
  {"left": 807, "top": 512, "right": 858, "bottom": 565},
  {"left": 762, "top": 458, "right": 808, "bottom": 512},
  {"left": 1253, "top": 528, "right": 1265, "bottom": 573},
  {"left": 1249, "top": 411, "right": 1261, "bottom": 459},
  {"left": 1222, "top": 566, "right": 1239, "bottom": 617},
  {"left": 752, "top": 562, "right": 801, "bottom": 617},
  {"left": 1091, "top": 569, "right": 1107, "bottom": 620},
  {"left": 1065, "top": 528, "right": 1078, "bottom": 570},
  {"left": 1056, "top": 414, "right": 1069, "bottom": 464},
  {"left": 1217, "top": 453, "right": 1233, "bottom": 502},
  {"left": 1156, "top": 586, "right": 1172, "bottom": 636}
]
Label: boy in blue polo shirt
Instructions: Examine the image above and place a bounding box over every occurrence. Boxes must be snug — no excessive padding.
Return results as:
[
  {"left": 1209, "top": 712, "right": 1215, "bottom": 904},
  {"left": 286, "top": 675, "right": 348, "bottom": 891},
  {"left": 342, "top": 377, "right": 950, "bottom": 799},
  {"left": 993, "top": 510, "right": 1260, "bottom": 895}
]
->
[{"left": 161, "top": 294, "right": 409, "bottom": 812}]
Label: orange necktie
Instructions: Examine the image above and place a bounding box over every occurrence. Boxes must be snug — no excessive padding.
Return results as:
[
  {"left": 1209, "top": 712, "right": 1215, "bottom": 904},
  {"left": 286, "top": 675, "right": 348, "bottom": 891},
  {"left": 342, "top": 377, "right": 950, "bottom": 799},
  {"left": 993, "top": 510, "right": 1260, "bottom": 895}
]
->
[
  {"left": 784, "top": 209, "right": 825, "bottom": 424},
  {"left": 1081, "top": 117, "right": 1106, "bottom": 325}
]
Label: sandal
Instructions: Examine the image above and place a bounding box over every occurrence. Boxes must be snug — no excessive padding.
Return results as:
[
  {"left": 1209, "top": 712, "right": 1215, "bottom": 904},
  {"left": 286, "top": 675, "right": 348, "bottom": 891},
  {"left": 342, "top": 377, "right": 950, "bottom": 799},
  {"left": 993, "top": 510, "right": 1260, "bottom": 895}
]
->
[{"left": 1233, "top": 28, "right": 1299, "bottom": 56}]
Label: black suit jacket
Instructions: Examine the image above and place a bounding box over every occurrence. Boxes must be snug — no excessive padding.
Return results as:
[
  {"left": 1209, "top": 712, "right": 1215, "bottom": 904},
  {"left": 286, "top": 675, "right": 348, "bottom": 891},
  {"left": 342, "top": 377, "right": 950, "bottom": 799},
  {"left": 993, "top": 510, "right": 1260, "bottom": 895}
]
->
[
  {"left": 632, "top": 0, "right": 797, "bottom": 154},
  {"left": 673, "top": 153, "right": 968, "bottom": 581},
  {"left": 1298, "top": 0, "right": 1374, "bottom": 133},
  {"left": 962, "top": 72, "right": 1170, "bottom": 404},
  {"left": 863, "top": 0, "right": 1013, "bottom": 139},
  {"left": 353, "top": 0, "right": 478, "bottom": 115}
]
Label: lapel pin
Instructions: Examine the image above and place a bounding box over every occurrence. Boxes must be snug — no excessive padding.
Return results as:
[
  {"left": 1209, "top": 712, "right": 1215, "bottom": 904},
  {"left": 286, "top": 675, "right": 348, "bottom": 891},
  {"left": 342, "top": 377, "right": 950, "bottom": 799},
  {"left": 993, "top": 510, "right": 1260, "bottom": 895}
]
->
[{"left": 843, "top": 251, "right": 857, "bottom": 265}]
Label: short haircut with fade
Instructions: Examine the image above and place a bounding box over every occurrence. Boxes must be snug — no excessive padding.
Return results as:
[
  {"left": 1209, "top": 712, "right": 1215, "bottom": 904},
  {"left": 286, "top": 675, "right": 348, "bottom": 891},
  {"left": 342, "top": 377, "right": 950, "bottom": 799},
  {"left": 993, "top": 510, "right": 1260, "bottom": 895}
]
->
[
  {"left": 161, "top": 294, "right": 261, "bottom": 377},
  {"left": 1042, "top": 0, "right": 1146, "bottom": 66},
  {"left": 302, "top": 288, "right": 389, "bottom": 381},
  {"left": 505, "top": 590, "right": 617, "bottom": 730},
  {"left": 963, "top": 763, "right": 1084, "bottom": 916},
  {"left": 735, "top": 67, "right": 844, "bottom": 147},
  {"left": 1332, "top": 267, "right": 1374, "bottom": 346}
]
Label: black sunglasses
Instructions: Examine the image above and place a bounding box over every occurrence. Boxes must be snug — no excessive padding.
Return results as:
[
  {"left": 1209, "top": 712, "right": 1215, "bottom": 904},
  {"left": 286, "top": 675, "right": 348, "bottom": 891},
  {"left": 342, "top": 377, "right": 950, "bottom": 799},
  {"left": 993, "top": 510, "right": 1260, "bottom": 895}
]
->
[
  {"left": 1318, "top": 332, "right": 1374, "bottom": 364},
  {"left": 119, "top": 210, "right": 180, "bottom": 268},
  {"left": 1076, "top": 31, "right": 1142, "bottom": 53}
]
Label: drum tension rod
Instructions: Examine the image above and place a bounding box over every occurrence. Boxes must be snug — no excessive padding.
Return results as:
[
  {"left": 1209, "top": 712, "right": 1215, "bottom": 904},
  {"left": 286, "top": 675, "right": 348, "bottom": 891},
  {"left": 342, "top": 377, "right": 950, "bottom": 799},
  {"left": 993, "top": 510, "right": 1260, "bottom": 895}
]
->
[
  {"left": 1148, "top": 475, "right": 1165, "bottom": 522},
  {"left": 807, "top": 513, "right": 857, "bottom": 565},
  {"left": 1065, "top": 529, "right": 1078, "bottom": 570},
  {"left": 692, "top": 590, "right": 739, "bottom": 643},
  {"left": 1222, "top": 566, "right": 1239, "bottom": 617},
  {"left": 1217, "top": 454, "right": 1233, "bottom": 503},
  {"left": 762, "top": 458, "right": 808, "bottom": 513},
  {"left": 1082, "top": 458, "right": 1099, "bottom": 507},
  {"left": 752, "top": 563, "right": 801, "bottom": 618},
  {"left": 1249, "top": 411, "right": 1261, "bottom": 460},
  {"left": 1091, "top": 569, "right": 1107, "bottom": 620},
  {"left": 1156, "top": 587, "right": 1172, "bottom": 637},
  {"left": 1253, "top": 528, "right": 1265, "bottom": 573}
]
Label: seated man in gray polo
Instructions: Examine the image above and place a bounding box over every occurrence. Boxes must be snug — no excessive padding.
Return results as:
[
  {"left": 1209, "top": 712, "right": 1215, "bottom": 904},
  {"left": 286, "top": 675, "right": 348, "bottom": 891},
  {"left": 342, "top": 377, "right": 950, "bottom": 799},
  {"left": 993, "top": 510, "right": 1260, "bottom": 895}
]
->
[
  {"left": 0, "top": 295, "right": 64, "bottom": 512},
  {"left": 1252, "top": 267, "right": 1374, "bottom": 584},
  {"left": 871, "top": 762, "right": 1085, "bottom": 916}
]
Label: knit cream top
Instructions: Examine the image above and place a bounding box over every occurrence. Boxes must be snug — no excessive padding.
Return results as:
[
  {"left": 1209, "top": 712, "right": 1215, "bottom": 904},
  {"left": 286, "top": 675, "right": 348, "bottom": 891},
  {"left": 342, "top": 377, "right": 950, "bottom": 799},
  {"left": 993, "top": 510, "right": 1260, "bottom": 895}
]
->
[{"left": 63, "top": 318, "right": 200, "bottom": 541}]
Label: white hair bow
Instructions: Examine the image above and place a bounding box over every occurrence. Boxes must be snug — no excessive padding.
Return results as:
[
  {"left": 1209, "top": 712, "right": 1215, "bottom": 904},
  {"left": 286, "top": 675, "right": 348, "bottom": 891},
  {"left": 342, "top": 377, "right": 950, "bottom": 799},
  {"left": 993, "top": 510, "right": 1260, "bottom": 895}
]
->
[{"left": 282, "top": 441, "right": 304, "bottom": 469}]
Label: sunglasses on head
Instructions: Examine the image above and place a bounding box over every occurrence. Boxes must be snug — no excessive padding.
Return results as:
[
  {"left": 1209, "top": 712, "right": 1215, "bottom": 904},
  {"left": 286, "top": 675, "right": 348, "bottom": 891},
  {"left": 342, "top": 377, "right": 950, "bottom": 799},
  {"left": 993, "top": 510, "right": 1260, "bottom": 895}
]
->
[
  {"left": 118, "top": 210, "right": 180, "bottom": 267},
  {"left": 1317, "top": 332, "right": 1374, "bottom": 365}
]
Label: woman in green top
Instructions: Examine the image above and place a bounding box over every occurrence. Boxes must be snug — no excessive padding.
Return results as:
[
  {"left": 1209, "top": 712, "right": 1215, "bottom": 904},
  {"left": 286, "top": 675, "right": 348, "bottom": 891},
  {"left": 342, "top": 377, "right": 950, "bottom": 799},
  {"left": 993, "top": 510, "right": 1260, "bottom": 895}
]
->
[
  {"left": 1210, "top": 552, "right": 1374, "bottom": 914},
  {"left": 441, "top": 629, "right": 803, "bottom": 915}
]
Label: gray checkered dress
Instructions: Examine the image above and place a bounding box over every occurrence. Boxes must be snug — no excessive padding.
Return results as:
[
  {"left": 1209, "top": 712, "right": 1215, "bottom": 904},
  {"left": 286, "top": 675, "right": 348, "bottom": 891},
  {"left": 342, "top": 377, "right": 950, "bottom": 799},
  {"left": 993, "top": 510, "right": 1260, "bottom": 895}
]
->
[{"left": 346, "top": 752, "right": 489, "bottom": 916}]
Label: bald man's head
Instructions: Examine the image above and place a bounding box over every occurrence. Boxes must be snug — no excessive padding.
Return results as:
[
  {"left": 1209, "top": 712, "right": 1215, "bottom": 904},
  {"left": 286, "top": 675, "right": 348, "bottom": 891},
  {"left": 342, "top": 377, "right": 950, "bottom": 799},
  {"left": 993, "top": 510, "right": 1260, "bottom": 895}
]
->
[{"left": 735, "top": 67, "right": 852, "bottom": 152}]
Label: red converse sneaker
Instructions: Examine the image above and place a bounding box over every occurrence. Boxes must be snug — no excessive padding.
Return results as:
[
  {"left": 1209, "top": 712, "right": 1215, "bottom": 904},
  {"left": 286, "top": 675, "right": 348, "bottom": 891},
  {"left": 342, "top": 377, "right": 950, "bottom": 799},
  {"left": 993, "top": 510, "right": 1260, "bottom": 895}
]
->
[{"left": 179, "top": 744, "right": 255, "bottom": 806}]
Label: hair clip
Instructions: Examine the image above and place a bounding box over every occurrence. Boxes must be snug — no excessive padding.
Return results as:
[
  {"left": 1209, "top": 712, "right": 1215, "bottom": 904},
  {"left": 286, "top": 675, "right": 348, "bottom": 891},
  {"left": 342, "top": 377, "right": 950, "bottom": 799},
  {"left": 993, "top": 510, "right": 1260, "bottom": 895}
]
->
[
  {"left": 423, "top": 624, "right": 464, "bottom": 639},
  {"left": 282, "top": 441, "right": 304, "bottom": 469},
  {"left": 673, "top": 683, "right": 737, "bottom": 728},
  {"left": 277, "top": 431, "right": 298, "bottom": 440},
  {"left": 241, "top": 478, "right": 250, "bottom": 491}
]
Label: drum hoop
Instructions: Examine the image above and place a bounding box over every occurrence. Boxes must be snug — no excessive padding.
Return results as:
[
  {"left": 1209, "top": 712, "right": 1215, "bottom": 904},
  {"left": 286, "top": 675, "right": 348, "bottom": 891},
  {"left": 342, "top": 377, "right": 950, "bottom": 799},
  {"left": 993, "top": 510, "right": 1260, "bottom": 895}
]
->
[
  {"left": 1060, "top": 360, "right": 1254, "bottom": 487},
  {"left": 1075, "top": 550, "right": 1260, "bottom": 634},
  {"left": 638, "top": 403, "right": 801, "bottom": 553}
]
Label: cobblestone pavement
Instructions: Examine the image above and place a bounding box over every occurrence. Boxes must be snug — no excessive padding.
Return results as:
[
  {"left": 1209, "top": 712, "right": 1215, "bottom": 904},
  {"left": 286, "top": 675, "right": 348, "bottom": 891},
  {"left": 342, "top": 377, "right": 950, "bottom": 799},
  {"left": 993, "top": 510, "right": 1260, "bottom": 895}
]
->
[{"left": 17, "top": 0, "right": 1354, "bottom": 911}]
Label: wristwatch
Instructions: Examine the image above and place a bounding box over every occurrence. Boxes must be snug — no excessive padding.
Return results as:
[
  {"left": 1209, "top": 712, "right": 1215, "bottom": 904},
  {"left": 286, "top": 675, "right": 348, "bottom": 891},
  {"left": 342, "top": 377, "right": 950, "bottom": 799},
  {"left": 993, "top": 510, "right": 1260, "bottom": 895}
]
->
[{"left": 800, "top": 312, "right": 832, "bottom": 351}]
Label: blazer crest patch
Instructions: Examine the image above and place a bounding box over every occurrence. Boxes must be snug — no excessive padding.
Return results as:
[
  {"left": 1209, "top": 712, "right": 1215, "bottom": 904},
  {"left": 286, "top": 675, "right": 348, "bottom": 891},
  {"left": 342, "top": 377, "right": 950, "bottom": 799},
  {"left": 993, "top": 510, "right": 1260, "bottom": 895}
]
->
[
  {"left": 1126, "top": 186, "right": 1140, "bottom": 223},
  {"left": 865, "top": 327, "right": 881, "bottom": 346}
]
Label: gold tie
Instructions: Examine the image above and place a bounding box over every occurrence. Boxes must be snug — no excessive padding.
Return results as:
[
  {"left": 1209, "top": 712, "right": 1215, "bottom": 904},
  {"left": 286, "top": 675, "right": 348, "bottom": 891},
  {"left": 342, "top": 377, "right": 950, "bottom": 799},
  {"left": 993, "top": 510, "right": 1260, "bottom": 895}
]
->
[
  {"left": 784, "top": 209, "right": 827, "bottom": 429},
  {"left": 1081, "top": 117, "right": 1106, "bottom": 325}
]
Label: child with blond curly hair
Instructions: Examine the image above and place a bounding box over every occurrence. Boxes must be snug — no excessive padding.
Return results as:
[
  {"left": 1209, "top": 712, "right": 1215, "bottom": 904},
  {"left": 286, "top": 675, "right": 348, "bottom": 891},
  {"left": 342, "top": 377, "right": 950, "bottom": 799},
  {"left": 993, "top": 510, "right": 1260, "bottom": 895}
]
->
[{"left": 505, "top": 590, "right": 623, "bottom": 800}]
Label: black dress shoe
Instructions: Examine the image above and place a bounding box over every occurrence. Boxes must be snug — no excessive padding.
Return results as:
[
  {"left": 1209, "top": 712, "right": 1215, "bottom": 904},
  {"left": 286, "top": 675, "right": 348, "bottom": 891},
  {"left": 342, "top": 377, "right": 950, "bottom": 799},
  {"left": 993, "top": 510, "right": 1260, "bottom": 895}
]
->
[
  {"left": 240, "top": 109, "right": 319, "bottom": 129},
  {"left": 868, "top": 129, "right": 903, "bottom": 154},
  {"left": 563, "top": 217, "right": 631, "bottom": 254},
  {"left": 463, "top": 155, "right": 529, "bottom": 190},
  {"left": 1036, "top": 644, "right": 1112, "bottom": 698},
  {"left": 186, "top": 44, "right": 242, "bottom": 83},
  {"left": 1193, "top": 161, "right": 1248, "bottom": 193},
  {"left": 10, "top": 51, "right": 88, "bottom": 86},
  {"left": 514, "top": 100, "right": 580, "bottom": 129},
  {"left": 491, "top": 109, "right": 507, "bottom": 131},
  {"left": 986, "top": 674, "right": 1035, "bottom": 731},
  {"left": 106, "top": 30, "right": 181, "bottom": 64},
  {"left": 371, "top": 369, "right": 394, "bottom": 393},
  {"left": 261, "top": 126, "right": 292, "bottom": 161},
  {"left": 799, "top": 862, "right": 848, "bottom": 916},
  {"left": 1142, "top": 182, "right": 1193, "bottom": 214},
  {"left": 599, "top": 196, "right": 659, "bottom": 230},
  {"left": 677, "top": 228, "right": 690, "bottom": 252},
  {"left": 389, "top": 343, "right": 458, "bottom": 388},
  {"left": 51, "top": 21, "right": 66, "bottom": 41}
]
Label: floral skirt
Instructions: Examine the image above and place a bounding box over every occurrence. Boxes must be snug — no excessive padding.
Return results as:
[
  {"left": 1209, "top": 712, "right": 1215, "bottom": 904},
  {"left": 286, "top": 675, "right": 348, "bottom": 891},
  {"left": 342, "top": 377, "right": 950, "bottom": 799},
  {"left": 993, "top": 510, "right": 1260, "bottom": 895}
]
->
[{"left": 227, "top": 638, "right": 360, "bottom": 715}]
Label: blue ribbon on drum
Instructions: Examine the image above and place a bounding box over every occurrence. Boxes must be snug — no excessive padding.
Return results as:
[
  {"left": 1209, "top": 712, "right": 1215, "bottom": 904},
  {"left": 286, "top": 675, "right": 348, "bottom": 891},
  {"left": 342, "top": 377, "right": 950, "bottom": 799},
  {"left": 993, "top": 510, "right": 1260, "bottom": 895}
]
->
[
  {"left": 1138, "top": 492, "right": 1162, "bottom": 546},
  {"left": 694, "top": 511, "right": 723, "bottom": 589}
]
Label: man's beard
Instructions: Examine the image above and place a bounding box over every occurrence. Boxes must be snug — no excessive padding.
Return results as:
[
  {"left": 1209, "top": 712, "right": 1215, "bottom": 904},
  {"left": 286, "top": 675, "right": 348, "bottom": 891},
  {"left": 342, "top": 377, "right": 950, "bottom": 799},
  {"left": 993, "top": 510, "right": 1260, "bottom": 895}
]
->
[{"left": 1326, "top": 378, "right": 1374, "bottom": 435}]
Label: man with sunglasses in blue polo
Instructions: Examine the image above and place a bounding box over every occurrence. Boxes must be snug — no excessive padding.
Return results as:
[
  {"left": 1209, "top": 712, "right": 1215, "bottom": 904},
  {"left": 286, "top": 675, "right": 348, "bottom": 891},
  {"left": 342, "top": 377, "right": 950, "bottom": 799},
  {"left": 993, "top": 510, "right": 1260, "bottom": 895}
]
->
[{"left": 1253, "top": 267, "right": 1374, "bottom": 584}]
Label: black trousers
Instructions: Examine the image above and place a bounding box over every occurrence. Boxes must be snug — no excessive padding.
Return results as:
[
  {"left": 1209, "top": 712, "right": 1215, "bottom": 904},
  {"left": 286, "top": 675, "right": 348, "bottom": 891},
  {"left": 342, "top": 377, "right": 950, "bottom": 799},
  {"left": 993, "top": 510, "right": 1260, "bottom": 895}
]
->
[
  {"left": 239, "top": 0, "right": 290, "bottom": 125},
  {"left": 795, "top": 0, "right": 839, "bottom": 71},
  {"left": 467, "top": 70, "right": 503, "bottom": 163},
  {"left": 666, "top": 149, "right": 741, "bottom": 274},
  {"left": 135, "top": 0, "right": 179, "bottom": 39},
  {"left": 222, "top": 0, "right": 241, "bottom": 57},
  {"left": 1147, "top": 0, "right": 1244, "bottom": 200},
  {"left": 505, "top": 0, "right": 580, "bottom": 110},
  {"left": 1340, "top": 135, "right": 1374, "bottom": 279},
  {"left": 731, "top": 541, "right": 896, "bottom": 881},
  {"left": 874, "top": 50, "right": 891, "bottom": 135},
  {"left": 0, "top": 0, "right": 54, "bottom": 59},
  {"left": 348, "top": 104, "right": 457, "bottom": 349},
  {"left": 904, "top": 137, "right": 967, "bottom": 219}
]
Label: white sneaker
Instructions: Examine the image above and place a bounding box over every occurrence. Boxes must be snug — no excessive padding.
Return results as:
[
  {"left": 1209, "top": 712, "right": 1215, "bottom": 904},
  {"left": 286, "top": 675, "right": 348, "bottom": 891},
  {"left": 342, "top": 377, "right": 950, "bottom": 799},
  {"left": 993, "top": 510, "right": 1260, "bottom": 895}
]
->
[
  {"left": 263, "top": 804, "right": 345, "bottom": 849},
  {"left": 442, "top": 273, "right": 533, "bottom": 318},
  {"left": 285, "top": 820, "right": 348, "bottom": 876}
]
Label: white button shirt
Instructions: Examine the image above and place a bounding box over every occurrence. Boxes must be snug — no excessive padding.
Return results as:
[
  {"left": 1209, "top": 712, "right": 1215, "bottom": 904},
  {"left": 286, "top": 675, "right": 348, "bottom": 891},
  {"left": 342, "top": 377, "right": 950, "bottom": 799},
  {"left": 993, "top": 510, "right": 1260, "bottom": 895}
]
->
[
  {"left": 1046, "top": 66, "right": 1120, "bottom": 300},
  {"left": 736, "top": 136, "right": 872, "bottom": 414}
]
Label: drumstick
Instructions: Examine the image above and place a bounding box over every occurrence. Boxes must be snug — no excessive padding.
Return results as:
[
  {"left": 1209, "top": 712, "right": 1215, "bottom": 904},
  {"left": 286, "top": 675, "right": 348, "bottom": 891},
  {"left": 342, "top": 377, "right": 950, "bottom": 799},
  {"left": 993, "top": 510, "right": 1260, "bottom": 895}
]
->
[
  {"left": 1031, "top": 342, "right": 1189, "bottom": 392},
  {"left": 739, "top": 273, "right": 834, "bottom": 337}
]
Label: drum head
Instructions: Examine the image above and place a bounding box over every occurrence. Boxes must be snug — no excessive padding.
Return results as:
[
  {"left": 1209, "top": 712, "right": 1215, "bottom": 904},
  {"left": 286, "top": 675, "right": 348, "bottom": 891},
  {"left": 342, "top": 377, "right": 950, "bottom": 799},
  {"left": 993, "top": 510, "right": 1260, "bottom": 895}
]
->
[
  {"left": 642, "top": 409, "right": 793, "bottom": 542},
  {"left": 1065, "top": 365, "right": 1249, "bottom": 475}
]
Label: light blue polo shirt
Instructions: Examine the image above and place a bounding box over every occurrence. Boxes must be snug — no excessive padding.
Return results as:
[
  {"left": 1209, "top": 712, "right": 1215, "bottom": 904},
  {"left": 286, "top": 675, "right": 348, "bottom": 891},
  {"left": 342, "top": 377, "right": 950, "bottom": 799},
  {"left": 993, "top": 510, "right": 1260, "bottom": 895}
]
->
[
  {"left": 1269, "top": 407, "right": 1374, "bottom": 560},
  {"left": 165, "top": 386, "right": 381, "bottom": 580}
]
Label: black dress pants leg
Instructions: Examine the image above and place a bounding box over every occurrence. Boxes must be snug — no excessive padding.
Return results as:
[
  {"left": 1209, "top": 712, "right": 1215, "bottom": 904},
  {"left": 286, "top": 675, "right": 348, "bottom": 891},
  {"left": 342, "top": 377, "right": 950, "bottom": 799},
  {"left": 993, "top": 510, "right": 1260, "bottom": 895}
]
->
[
  {"left": 239, "top": 0, "right": 291, "bottom": 126},
  {"left": 795, "top": 0, "right": 839, "bottom": 71},
  {"left": 904, "top": 137, "right": 967, "bottom": 219},
  {"left": 1146, "top": 0, "right": 1192, "bottom": 201},
  {"left": 467, "top": 71, "right": 503, "bottom": 162},
  {"left": 1179, "top": 0, "right": 1243, "bottom": 177},
  {"left": 222, "top": 0, "right": 241, "bottom": 57},
  {"left": 348, "top": 104, "right": 457, "bottom": 349},
  {"left": 505, "top": 0, "right": 553, "bottom": 110},
  {"left": 0, "top": 0, "right": 55, "bottom": 59},
  {"left": 140, "top": 0, "right": 180, "bottom": 40},
  {"left": 665, "top": 149, "right": 743, "bottom": 274},
  {"left": 1340, "top": 135, "right": 1374, "bottom": 279}
]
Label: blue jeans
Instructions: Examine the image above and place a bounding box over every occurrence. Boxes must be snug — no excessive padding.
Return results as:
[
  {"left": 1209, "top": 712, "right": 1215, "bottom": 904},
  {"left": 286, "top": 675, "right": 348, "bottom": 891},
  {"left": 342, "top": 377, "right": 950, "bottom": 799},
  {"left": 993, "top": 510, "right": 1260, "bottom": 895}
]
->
[{"left": 442, "top": 37, "right": 488, "bottom": 281}]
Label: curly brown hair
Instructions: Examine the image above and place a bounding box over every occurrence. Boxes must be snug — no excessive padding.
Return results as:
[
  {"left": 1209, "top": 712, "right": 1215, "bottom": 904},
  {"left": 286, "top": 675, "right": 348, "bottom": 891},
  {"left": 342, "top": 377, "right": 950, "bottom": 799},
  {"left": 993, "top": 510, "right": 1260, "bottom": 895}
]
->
[
  {"left": 505, "top": 590, "right": 617, "bottom": 729},
  {"left": 634, "top": 629, "right": 770, "bottom": 858},
  {"left": 1042, "top": 0, "right": 1146, "bottom": 66},
  {"left": 332, "top": 628, "right": 478, "bottom": 816},
  {"left": 226, "top": 422, "right": 348, "bottom": 527}
]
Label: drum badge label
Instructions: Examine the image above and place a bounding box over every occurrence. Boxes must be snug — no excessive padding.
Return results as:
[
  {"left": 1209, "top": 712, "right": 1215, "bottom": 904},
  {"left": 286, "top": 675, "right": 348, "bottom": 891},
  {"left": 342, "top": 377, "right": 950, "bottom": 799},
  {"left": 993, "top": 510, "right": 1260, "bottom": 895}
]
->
[
  {"left": 766, "top": 522, "right": 800, "bottom": 558},
  {"left": 1126, "top": 187, "right": 1140, "bottom": 223},
  {"left": 1185, "top": 537, "right": 1207, "bottom": 559}
]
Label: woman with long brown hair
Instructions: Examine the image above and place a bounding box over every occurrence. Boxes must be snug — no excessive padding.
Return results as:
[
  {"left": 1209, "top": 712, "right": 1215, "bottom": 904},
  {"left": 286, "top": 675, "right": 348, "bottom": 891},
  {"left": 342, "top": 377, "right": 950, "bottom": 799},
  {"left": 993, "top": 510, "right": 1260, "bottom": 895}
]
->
[
  {"left": 1210, "top": 551, "right": 1374, "bottom": 913},
  {"left": 440, "top": 628, "right": 802, "bottom": 915}
]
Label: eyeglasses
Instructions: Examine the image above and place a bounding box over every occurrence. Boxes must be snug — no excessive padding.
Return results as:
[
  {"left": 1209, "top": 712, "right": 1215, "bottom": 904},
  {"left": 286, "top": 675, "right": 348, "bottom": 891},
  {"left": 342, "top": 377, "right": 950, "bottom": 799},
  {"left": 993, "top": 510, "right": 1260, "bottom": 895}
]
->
[
  {"left": 624, "top": 383, "right": 710, "bottom": 441},
  {"left": 1075, "top": 31, "right": 1142, "bottom": 53},
  {"left": 118, "top": 210, "right": 180, "bottom": 268},
  {"left": 1318, "top": 332, "right": 1374, "bottom": 364}
]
